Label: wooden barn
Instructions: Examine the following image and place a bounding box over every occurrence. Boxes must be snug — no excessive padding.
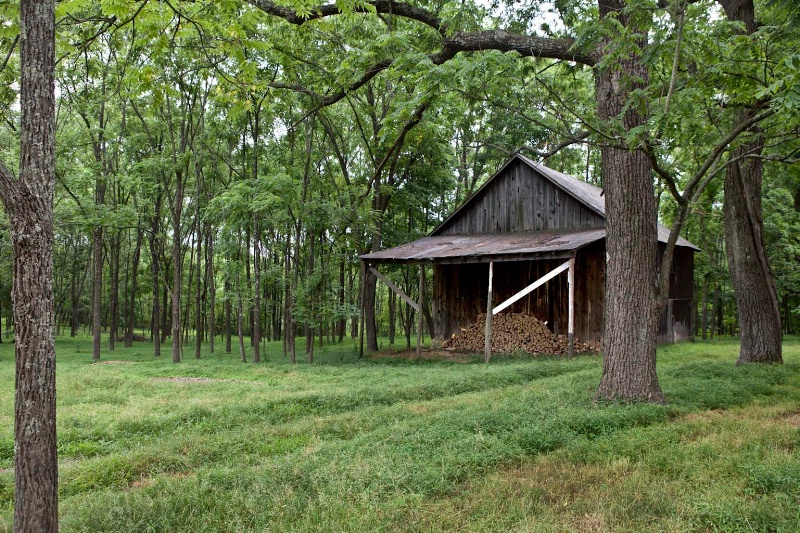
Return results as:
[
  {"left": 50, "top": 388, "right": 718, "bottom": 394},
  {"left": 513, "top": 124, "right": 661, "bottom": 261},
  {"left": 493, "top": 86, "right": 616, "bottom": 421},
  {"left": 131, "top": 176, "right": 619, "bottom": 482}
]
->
[{"left": 361, "top": 154, "right": 698, "bottom": 353}]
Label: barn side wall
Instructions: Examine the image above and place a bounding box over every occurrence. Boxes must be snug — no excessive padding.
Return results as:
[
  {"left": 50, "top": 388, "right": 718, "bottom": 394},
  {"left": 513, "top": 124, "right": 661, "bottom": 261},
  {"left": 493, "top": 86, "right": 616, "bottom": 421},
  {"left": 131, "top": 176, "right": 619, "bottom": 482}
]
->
[
  {"left": 432, "top": 246, "right": 605, "bottom": 352},
  {"left": 437, "top": 159, "right": 605, "bottom": 235},
  {"left": 658, "top": 246, "right": 696, "bottom": 343}
]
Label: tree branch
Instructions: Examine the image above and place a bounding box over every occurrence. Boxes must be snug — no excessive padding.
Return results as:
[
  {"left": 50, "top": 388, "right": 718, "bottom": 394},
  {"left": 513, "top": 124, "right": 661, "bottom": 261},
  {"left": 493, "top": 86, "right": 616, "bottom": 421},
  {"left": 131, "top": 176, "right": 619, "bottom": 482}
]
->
[
  {"left": 247, "top": 1, "right": 597, "bottom": 67},
  {"left": 247, "top": 0, "right": 445, "bottom": 34}
]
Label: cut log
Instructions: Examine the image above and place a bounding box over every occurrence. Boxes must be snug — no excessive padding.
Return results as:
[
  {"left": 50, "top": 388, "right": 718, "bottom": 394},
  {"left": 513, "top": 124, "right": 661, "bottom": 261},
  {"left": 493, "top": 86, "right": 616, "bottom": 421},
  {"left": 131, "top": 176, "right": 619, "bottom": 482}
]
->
[{"left": 441, "top": 313, "right": 594, "bottom": 356}]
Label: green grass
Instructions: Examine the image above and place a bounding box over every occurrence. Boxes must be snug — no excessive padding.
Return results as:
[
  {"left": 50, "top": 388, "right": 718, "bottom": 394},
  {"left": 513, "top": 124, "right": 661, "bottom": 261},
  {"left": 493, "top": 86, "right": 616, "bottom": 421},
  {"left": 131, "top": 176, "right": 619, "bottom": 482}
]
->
[{"left": 0, "top": 335, "right": 799, "bottom": 531}]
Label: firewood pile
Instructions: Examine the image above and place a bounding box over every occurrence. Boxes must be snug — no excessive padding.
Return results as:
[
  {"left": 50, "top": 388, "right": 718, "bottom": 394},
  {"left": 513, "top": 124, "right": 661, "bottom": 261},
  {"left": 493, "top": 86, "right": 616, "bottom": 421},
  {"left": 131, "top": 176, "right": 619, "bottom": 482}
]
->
[{"left": 441, "top": 313, "right": 592, "bottom": 355}]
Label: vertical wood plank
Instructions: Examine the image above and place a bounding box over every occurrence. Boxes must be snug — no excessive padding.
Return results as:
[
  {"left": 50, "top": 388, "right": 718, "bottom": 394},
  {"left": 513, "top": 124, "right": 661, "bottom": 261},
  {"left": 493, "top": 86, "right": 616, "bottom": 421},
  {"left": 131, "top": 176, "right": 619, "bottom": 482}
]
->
[
  {"left": 484, "top": 261, "right": 494, "bottom": 363},
  {"left": 568, "top": 254, "right": 575, "bottom": 357},
  {"left": 359, "top": 261, "right": 366, "bottom": 358},
  {"left": 417, "top": 265, "right": 424, "bottom": 357}
]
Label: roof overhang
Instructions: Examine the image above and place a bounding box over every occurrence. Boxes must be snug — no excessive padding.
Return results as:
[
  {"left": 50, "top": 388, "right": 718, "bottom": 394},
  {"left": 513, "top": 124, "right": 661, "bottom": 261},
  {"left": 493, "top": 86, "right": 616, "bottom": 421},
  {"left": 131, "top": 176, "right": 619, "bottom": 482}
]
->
[{"left": 361, "top": 228, "right": 606, "bottom": 265}]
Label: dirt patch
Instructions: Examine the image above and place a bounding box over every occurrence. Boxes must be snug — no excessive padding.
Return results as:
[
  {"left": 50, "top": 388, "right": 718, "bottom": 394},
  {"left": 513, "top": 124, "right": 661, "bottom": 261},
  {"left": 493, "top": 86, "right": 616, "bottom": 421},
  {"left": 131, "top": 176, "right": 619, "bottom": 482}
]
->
[
  {"left": 96, "top": 360, "right": 136, "bottom": 365},
  {"left": 152, "top": 377, "right": 252, "bottom": 384}
]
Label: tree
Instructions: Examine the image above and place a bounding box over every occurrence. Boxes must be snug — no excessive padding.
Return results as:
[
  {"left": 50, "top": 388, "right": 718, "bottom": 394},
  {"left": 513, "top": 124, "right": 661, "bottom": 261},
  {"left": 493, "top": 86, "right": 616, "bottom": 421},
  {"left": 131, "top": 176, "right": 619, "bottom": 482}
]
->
[
  {"left": 0, "top": 0, "right": 59, "bottom": 530},
  {"left": 719, "top": 0, "right": 783, "bottom": 364}
]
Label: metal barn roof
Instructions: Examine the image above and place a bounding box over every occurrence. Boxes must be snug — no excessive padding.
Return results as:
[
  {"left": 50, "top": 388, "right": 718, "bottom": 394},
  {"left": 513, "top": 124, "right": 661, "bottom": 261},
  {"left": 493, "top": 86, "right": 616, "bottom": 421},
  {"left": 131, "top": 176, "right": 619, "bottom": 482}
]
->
[
  {"left": 361, "top": 228, "right": 607, "bottom": 264},
  {"left": 362, "top": 155, "right": 698, "bottom": 264}
]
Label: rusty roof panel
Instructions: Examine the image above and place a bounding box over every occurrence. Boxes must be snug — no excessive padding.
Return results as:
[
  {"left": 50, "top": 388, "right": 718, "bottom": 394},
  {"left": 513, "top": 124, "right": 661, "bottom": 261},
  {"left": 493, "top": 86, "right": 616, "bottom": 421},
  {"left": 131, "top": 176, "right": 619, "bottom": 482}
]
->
[{"left": 361, "top": 228, "right": 607, "bottom": 263}]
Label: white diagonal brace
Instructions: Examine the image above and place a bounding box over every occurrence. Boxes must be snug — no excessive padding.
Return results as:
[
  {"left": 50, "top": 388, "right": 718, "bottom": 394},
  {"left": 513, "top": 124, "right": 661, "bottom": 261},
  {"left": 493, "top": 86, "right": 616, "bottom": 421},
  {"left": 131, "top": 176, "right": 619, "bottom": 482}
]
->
[{"left": 493, "top": 260, "right": 571, "bottom": 316}]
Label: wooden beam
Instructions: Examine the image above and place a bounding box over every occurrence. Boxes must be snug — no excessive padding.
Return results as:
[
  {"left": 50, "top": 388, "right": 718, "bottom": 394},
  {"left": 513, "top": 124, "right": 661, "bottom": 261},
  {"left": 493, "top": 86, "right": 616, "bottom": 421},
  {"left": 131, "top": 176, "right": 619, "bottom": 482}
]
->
[
  {"left": 369, "top": 266, "right": 420, "bottom": 312},
  {"left": 568, "top": 255, "right": 575, "bottom": 357},
  {"left": 484, "top": 261, "right": 494, "bottom": 363},
  {"left": 359, "top": 261, "right": 366, "bottom": 358},
  {"left": 417, "top": 265, "right": 424, "bottom": 358},
  {"left": 493, "top": 260, "right": 571, "bottom": 316}
]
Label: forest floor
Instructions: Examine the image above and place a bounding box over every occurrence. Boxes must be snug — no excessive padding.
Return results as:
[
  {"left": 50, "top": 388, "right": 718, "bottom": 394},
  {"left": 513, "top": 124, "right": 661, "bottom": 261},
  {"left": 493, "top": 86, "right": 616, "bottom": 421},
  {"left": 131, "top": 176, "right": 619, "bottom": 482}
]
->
[{"left": 0, "top": 336, "right": 798, "bottom": 532}]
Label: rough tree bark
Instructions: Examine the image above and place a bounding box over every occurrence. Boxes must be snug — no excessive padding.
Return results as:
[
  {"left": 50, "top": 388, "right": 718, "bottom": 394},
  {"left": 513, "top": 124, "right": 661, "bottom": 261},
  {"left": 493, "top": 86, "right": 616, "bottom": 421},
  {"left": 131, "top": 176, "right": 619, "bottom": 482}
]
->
[
  {"left": 0, "top": 0, "right": 59, "bottom": 530},
  {"left": 594, "top": 0, "right": 665, "bottom": 403},
  {"left": 718, "top": 0, "right": 783, "bottom": 364}
]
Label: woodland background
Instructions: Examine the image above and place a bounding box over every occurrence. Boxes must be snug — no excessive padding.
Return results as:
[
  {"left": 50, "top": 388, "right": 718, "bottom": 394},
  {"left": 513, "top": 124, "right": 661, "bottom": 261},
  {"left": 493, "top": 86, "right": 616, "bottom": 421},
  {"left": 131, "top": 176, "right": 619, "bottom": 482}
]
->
[{"left": 0, "top": 0, "right": 799, "bottom": 359}]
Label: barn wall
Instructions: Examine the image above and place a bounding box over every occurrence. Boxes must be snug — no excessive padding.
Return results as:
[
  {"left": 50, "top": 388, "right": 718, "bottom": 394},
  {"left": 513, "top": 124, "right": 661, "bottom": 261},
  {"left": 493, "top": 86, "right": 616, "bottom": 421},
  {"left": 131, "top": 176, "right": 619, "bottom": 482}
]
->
[
  {"left": 432, "top": 246, "right": 605, "bottom": 352},
  {"left": 437, "top": 160, "right": 605, "bottom": 235},
  {"left": 658, "top": 246, "right": 696, "bottom": 343}
]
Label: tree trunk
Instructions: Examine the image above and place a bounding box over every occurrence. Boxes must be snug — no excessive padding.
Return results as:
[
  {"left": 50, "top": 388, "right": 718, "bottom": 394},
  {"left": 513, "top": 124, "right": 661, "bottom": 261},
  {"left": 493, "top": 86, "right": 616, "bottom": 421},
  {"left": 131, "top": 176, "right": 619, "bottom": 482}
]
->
[
  {"left": 237, "top": 272, "right": 246, "bottom": 363},
  {"left": 723, "top": 138, "right": 783, "bottom": 362},
  {"left": 91, "top": 226, "right": 103, "bottom": 361},
  {"left": 125, "top": 226, "right": 143, "bottom": 347},
  {"left": 0, "top": 0, "right": 59, "bottom": 529},
  {"left": 337, "top": 259, "right": 346, "bottom": 342},
  {"left": 172, "top": 170, "right": 184, "bottom": 363},
  {"left": 149, "top": 212, "right": 161, "bottom": 356},
  {"left": 701, "top": 273, "right": 710, "bottom": 340},
  {"left": 253, "top": 218, "right": 262, "bottom": 363},
  {"left": 224, "top": 277, "right": 232, "bottom": 353},
  {"left": 718, "top": 0, "right": 783, "bottom": 364},
  {"left": 207, "top": 228, "right": 216, "bottom": 354},
  {"left": 594, "top": 0, "right": 664, "bottom": 403},
  {"left": 194, "top": 214, "right": 203, "bottom": 359},
  {"left": 109, "top": 230, "right": 120, "bottom": 351}
]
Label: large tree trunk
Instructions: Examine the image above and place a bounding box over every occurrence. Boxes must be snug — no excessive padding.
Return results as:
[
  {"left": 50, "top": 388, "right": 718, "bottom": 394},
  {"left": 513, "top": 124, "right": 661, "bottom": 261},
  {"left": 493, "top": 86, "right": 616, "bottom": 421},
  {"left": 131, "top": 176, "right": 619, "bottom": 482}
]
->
[
  {"left": 723, "top": 137, "right": 783, "bottom": 363},
  {"left": 718, "top": 0, "right": 783, "bottom": 364},
  {"left": 0, "top": 0, "right": 59, "bottom": 529},
  {"left": 594, "top": 0, "right": 665, "bottom": 403}
]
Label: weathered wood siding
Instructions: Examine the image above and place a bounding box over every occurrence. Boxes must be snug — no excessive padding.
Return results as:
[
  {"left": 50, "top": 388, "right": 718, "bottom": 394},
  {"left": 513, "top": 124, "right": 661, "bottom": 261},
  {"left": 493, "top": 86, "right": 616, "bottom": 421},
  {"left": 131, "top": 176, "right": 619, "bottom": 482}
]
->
[
  {"left": 432, "top": 245, "right": 605, "bottom": 352},
  {"left": 658, "top": 246, "right": 695, "bottom": 343},
  {"left": 437, "top": 159, "right": 605, "bottom": 235}
]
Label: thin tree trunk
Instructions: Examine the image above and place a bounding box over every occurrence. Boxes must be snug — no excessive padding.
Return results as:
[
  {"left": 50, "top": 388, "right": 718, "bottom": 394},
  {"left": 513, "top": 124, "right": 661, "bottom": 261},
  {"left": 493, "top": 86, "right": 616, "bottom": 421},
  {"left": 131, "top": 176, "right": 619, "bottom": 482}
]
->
[
  {"left": 225, "top": 277, "right": 232, "bottom": 353},
  {"left": 253, "top": 219, "right": 261, "bottom": 363},
  {"left": 92, "top": 227, "right": 103, "bottom": 361},
  {"left": 207, "top": 228, "right": 216, "bottom": 354},
  {"left": 237, "top": 273, "right": 246, "bottom": 363},
  {"left": 108, "top": 230, "right": 120, "bottom": 350},
  {"left": 172, "top": 170, "right": 184, "bottom": 363},
  {"left": 149, "top": 214, "right": 161, "bottom": 356},
  {"left": 388, "top": 289, "right": 396, "bottom": 345},
  {"left": 701, "top": 273, "right": 710, "bottom": 340},
  {"left": 125, "top": 225, "right": 143, "bottom": 347},
  {"left": 194, "top": 214, "right": 202, "bottom": 359}
]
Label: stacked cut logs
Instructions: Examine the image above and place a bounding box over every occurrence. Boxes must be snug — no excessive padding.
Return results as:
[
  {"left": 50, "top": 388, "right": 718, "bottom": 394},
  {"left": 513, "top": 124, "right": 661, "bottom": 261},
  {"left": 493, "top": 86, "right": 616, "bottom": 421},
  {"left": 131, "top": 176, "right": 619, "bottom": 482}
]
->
[{"left": 441, "top": 313, "right": 592, "bottom": 355}]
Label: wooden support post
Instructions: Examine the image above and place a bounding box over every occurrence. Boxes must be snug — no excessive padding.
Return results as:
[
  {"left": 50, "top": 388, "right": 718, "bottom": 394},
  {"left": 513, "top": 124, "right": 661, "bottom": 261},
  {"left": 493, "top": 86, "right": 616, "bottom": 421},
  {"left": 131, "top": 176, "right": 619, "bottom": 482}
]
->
[
  {"left": 484, "top": 261, "right": 494, "bottom": 363},
  {"left": 417, "top": 265, "right": 424, "bottom": 358},
  {"left": 359, "top": 261, "right": 366, "bottom": 358},
  {"left": 568, "top": 255, "right": 575, "bottom": 357},
  {"left": 667, "top": 298, "right": 674, "bottom": 344}
]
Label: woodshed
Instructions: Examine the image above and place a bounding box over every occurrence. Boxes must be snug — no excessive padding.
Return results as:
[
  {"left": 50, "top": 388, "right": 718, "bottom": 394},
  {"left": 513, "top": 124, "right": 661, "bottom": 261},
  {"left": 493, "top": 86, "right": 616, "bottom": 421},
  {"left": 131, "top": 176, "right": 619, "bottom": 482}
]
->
[{"left": 361, "top": 154, "right": 699, "bottom": 353}]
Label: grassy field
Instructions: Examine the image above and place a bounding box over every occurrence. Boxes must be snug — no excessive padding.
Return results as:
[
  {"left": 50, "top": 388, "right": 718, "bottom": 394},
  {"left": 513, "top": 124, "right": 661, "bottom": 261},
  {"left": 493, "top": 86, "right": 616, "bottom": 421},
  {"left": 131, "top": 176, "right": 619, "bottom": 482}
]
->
[{"left": 0, "top": 336, "right": 798, "bottom": 532}]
